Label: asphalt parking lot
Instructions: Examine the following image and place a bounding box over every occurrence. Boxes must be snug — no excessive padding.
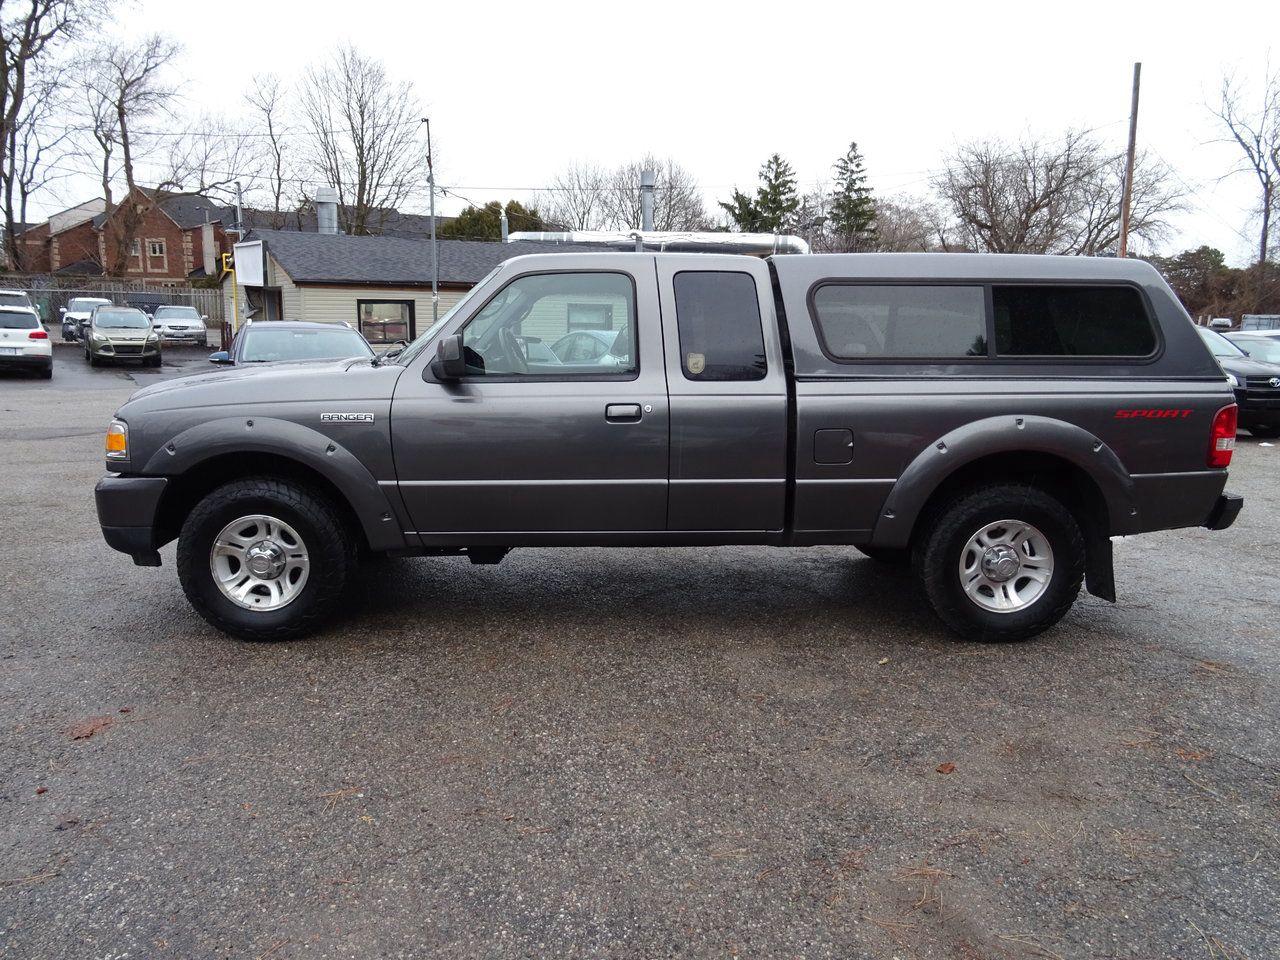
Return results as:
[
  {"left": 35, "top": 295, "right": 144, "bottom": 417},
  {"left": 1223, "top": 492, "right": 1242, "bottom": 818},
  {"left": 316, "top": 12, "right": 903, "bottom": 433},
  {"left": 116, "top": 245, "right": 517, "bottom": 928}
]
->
[{"left": 1, "top": 350, "right": 1277, "bottom": 959}]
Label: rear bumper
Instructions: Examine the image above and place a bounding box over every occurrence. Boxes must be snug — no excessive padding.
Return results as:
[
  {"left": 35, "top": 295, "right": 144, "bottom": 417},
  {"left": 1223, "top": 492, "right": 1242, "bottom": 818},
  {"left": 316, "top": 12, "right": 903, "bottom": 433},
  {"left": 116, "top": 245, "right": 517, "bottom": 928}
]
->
[
  {"left": 0, "top": 352, "right": 52, "bottom": 370},
  {"left": 1203, "top": 491, "right": 1243, "bottom": 531},
  {"left": 95, "top": 475, "right": 168, "bottom": 565}
]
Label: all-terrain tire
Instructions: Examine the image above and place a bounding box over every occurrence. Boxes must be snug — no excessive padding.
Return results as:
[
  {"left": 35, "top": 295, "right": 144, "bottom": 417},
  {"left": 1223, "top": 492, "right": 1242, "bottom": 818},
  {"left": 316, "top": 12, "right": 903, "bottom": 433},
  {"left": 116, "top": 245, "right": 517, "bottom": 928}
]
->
[
  {"left": 177, "top": 477, "right": 357, "bottom": 641},
  {"left": 916, "top": 483, "right": 1084, "bottom": 642}
]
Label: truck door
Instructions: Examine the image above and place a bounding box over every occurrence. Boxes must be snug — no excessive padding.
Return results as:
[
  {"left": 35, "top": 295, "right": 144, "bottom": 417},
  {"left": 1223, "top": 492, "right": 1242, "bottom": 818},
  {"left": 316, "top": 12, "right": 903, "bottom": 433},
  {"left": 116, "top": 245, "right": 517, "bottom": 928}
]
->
[
  {"left": 391, "top": 260, "right": 670, "bottom": 538},
  {"left": 655, "top": 257, "right": 789, "bottom": 532}
]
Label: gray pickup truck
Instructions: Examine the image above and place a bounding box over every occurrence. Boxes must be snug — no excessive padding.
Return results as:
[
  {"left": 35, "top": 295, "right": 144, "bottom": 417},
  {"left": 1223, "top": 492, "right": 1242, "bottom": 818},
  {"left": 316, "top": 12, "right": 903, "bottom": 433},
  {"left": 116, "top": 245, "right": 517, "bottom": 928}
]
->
[{"left": 95, "top": 252, "right": 1243, "bottom": 642}]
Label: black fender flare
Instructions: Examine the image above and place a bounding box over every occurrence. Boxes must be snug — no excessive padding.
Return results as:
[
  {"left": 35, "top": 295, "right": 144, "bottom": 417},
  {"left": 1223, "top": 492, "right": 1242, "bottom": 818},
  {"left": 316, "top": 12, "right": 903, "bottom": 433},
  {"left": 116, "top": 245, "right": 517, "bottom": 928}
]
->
[
  {"left": 142, "top": 416, "right": 408, "bottom": 552},
  {"left": 870, "top": 414, "right": 1139, "bottom": 551}
]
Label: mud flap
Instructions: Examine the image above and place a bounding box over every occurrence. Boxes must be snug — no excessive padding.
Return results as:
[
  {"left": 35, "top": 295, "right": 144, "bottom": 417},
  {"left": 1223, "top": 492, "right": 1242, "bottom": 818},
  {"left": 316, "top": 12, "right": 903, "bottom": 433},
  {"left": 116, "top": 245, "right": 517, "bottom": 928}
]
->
[{"left": 1084, "top": 533, "right": 1116, "bottom": 603}]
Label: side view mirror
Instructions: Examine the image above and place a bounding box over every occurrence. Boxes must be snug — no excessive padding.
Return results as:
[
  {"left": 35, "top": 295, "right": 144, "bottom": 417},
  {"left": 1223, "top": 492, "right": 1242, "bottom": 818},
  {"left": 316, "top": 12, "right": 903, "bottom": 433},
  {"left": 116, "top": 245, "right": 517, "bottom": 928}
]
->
[
  {"left": 200, "top": 315, "right": 208, "bottom": 322},
  {"left": 209, "top": 351, "right": 232, "bottom": 365},
  {"left": 429, "top": 334, "right": 466, "bottom": 380}
]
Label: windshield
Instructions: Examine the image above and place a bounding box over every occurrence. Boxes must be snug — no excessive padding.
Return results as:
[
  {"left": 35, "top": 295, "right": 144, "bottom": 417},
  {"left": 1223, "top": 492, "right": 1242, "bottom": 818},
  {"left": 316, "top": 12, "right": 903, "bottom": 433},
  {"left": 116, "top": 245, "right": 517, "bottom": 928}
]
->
[
  {"left": 68, "top": 298, "right": 110, "bottom": 312},
  {"left": 1231, "top": 337, "right": 1280, "bottom": 363},
  {"left": 396, "top": 267, "right": 501, "bottom": 365},
  {"left": 0, "top": 292, "right": 31, "bottom": 308},
  {"left": 95, "top": 308, "right": 150, "bottom": 329},
  {"left": 0, "top": 310, "right": 38, "bottom": 329},
  {"left": 240, "top": 326, "right": 374, "bottom": 363},
  {"left": 154, "top": 306, "right": 200, "bottom": 320},
  {"left": 1198, "top": 327, "right": 1244, "bottom": 358}
]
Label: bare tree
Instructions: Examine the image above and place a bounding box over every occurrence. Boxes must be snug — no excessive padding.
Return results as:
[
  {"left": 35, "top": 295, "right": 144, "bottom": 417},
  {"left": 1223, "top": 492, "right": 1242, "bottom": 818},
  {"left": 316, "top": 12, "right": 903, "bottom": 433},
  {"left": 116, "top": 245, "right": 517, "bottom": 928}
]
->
[
  {"left": 873, "top": 195, "right": 944, "bottom": 252},
  {"left": 601, "top": 155, "right": 708, "bottom": 230},
  {"left": 543, "top": 161, "right": 609, "bottom": 230},
  {"left": 1212, "top": 65, "right": 1280, "bottom": 302},
  {"left": 934, "top": 130, "right": 1183, "bottom": 255},
  {"left": 297, "top": 45, "right": 424, "bottom": 235},
  {"left": 2, "top": 59, "right": 71, "bottom": 263},
  {"left": 80, "top": 33, "right": 181, "bottom": 274},
  {"left": 163, "top": 113, "right": 260, "bottom": 204},
  {"left": 1, "top": 0, "right": 100, "bottom": 265},
  {"left": 244, "top": 72, "right": 293, "bottom": 228}
]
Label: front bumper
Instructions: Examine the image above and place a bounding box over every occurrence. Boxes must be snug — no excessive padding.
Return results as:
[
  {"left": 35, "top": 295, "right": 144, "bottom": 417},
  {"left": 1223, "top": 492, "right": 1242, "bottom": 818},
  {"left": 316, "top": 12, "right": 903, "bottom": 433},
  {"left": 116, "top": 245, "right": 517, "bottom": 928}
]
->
[
  {"left": 1203, "top": 491, "right": 1243, "bottom": 531},
  {"left": 88, "top": 340, "right": 161, "bottom": 359},
  {"left": 95, "top": 475, "right": 168, "bottom": 565}
]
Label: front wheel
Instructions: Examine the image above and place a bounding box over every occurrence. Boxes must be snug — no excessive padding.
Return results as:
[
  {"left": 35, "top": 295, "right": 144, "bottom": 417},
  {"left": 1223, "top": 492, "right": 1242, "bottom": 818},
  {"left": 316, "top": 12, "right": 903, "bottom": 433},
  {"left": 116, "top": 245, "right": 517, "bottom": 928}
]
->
[
  {"left": 916, "top": 484, "right": 1084, "bottom": 642},
  {"left": 177, "top": 477, "right": 357, "bottom": 641}
]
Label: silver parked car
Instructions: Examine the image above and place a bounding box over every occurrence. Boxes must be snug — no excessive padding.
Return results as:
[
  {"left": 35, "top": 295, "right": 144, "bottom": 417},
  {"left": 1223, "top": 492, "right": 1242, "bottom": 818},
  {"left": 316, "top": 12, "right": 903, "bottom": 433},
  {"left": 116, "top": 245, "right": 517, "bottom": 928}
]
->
[
  {"left": 152, "top": 305, "right": 209, "bottom": 346},
  {"left": 84, "top": 305, "right": 161, "bottom": 367}
]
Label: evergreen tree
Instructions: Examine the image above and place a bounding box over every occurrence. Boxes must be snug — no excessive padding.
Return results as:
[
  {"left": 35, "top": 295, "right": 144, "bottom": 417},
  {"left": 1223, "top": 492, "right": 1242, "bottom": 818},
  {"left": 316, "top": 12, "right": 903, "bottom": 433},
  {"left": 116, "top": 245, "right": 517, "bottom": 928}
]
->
[
  {"left": 717, "top": 188, "right": 763, "bottom": 231},
  {"left": 718, "top": 154, "right": 800, "bottom": 232},
  {"left": 829, "top": 141, "right": 877, "bottom": 250},
  {"left": 753, "top": 154, "right": 800, "bottom": 232},
  {"left": 438, "top": 200, "right": 547, "bottom": 240}
]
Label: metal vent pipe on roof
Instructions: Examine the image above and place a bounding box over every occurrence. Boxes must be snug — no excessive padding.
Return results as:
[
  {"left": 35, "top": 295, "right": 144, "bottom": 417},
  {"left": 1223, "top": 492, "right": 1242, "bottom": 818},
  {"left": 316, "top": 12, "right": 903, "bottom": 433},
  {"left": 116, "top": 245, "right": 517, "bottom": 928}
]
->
[
  {"left": 315, "top": 186, "right": 340, "bottom": 235},
  {"left": 506, "top": 230, "right": 811, "bottom": 255}
]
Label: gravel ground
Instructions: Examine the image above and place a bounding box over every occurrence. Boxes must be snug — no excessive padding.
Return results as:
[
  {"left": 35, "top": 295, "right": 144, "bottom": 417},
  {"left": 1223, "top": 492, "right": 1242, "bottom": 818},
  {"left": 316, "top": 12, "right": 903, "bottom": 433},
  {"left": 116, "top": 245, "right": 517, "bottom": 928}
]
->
[{"left": 1, "top": 354, "right": 1277, "bottom": 959}]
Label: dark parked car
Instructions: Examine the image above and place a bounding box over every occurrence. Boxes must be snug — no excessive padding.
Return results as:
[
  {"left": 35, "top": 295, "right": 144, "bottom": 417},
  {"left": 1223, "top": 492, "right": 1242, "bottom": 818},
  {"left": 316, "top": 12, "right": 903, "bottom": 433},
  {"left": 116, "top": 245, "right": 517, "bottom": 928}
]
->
[
  {"left": 1224, "top": 332, "right": 1280, "bottom": 364},
  {"left": 210, "top": 321, "right": 375, "bottom": 366},
  {"left": 1198, "top": 327, "right": 1280, "bottom": 438},
  {"left": 97, "top": 252, "right": 1242, "bottom": 643}
]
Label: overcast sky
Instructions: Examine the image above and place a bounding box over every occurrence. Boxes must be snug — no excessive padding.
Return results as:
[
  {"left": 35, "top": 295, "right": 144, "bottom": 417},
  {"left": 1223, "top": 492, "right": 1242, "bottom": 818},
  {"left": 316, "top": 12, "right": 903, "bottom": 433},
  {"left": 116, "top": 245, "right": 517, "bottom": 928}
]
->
[{"left": 34, "top": 0, "right": 1280, "bottom": 264}]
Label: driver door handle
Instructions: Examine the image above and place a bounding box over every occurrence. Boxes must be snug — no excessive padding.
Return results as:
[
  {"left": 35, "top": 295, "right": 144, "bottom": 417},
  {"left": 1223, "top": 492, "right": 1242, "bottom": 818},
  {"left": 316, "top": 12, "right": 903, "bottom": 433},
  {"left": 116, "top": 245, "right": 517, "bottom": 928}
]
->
[{"left": 605, "top": 403, "right": 642, "bottom": 423}]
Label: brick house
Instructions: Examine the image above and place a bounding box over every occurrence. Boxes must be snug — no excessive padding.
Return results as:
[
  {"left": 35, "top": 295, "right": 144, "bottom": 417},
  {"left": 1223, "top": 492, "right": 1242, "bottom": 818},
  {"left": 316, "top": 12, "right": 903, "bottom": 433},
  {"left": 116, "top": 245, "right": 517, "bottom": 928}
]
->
[
  {"left": 14, "top": 198, "right": 104, "bottom": 274},
  {"left": 93, "top": 187, "right": 235, "bottom": 283}
]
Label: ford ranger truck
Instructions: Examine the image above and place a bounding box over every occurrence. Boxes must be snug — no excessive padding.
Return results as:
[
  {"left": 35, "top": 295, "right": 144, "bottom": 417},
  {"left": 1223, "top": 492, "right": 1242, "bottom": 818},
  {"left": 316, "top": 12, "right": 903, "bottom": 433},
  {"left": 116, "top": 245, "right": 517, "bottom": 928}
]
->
[{"left": 94, "top": 253, "right": 1243, "bottom": 642}]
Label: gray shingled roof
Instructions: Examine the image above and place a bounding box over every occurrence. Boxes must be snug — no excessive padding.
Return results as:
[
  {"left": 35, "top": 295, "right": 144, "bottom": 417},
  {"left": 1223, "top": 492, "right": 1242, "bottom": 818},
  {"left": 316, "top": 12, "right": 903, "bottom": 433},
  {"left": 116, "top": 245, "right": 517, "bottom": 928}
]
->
[
  {"left": 253, "top": 229, "right": 610, "bottom": 286},
  {"left": 91, "top": 190, "right": 230, "bottom": 229}
]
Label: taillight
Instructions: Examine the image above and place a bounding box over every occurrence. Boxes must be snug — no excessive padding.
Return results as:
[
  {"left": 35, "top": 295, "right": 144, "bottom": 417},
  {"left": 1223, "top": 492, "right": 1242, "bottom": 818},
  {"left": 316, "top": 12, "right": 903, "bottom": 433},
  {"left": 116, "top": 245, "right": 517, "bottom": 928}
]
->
[
  {"left": 1208, "top": 404, "right": 1237, "bottom": 468},
  {"left": 28, "top": 329, "right": 48, "bottom": 339}
]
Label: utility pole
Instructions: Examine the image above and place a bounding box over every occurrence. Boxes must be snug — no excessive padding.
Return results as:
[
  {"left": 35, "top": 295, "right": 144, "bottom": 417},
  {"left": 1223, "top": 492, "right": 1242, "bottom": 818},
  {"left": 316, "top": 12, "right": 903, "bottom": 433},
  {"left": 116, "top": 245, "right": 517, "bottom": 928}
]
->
[
  {"left": 1118, "top": 62, "right": 1142, "bottom": 258},
  {"left": 422, "top": 117, "right": 439, "bottom": 323},
  {"left": 234, "top": 180, "right": 245, "bottom": 236}
]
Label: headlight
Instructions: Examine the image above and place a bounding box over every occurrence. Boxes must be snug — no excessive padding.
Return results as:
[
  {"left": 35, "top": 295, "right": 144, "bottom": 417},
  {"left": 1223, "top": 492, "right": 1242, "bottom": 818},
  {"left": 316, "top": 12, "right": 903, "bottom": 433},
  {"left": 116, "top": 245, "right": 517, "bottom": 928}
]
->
[
  {"left": 105, "top": 419, "right": 128, "bottom": 461},
  {"left": 1226, "top": 372, "right": 1240, "bottom": 388},
  {"left": 91, "top": 330, "right": 106, "bottom": 341},
  {"left": 147, "top": 332, "right": 160, "bottom": 341}
]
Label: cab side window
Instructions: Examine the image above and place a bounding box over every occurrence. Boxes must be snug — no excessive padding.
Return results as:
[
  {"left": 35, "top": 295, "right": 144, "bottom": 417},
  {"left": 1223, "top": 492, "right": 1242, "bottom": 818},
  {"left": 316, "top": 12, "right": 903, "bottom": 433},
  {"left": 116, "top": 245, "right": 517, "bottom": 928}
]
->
[
  {"left": 461, "top": 272, "right": 636, "bottom": 377},
  {"left": 673, "top": 271, "right": 767, "bottom": 381}
]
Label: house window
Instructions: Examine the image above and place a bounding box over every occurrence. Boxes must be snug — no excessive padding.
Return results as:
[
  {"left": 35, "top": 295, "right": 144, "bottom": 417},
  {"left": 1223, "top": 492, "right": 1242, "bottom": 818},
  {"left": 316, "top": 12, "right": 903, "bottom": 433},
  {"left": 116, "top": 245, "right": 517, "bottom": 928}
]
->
[
  {"left": 127, "top": 238, "right": 142, "bottom": 272},
  {"left": 357, "top": 299, "right": 415, "bottom": 344},
  {"left": 566, "top": 302, "right": 614, "bottom": 332},
  {"left": 145, "top": 237, "right": 168, "bottom": 273}
]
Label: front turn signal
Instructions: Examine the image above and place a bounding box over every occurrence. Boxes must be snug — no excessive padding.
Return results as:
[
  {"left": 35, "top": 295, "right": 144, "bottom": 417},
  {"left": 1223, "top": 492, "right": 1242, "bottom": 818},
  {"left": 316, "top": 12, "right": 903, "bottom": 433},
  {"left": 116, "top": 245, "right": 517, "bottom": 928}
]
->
[{"left": 105, "top": 419, "right": 129, "bottom": 460}]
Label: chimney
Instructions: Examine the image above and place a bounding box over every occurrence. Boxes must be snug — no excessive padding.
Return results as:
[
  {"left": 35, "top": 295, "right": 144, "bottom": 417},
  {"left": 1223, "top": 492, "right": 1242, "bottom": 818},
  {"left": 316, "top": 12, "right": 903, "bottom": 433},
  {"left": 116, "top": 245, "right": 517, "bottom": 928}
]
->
[{"left": 315, "top": 186, "right": 339, "bottom": 234}]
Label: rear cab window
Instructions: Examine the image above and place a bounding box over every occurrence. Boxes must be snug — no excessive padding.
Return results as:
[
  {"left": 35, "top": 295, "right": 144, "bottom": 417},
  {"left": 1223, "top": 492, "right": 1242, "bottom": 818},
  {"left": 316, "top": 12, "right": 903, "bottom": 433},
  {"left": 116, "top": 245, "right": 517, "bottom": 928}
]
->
[
  {"left": 673, "top": 271, "right": 767, "bottom": 381},
  {"left": 809, "top": 282, "right": 1158, "bottom": 363}
]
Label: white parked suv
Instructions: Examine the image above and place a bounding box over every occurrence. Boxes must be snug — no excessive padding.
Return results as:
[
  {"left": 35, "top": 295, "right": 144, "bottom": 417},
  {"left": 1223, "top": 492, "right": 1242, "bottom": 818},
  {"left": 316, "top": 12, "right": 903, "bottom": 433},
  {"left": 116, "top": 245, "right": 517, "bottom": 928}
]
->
[
  {"left": 60, "top": 297, "right": 112, "bottom": 341},
  {"left": 0, "top": 306, "right": 53, "bottom": 378},
  {"left": 151, "top": 305, "right": 208, "bottom": 345}
]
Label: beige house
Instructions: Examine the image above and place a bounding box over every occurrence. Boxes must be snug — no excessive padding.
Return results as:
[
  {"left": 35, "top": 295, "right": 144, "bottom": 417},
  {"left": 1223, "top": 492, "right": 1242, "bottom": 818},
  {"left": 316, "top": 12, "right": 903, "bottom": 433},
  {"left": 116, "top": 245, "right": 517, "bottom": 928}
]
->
[{"left": 222, "top": 230, "right": 601, "bottom": 344}]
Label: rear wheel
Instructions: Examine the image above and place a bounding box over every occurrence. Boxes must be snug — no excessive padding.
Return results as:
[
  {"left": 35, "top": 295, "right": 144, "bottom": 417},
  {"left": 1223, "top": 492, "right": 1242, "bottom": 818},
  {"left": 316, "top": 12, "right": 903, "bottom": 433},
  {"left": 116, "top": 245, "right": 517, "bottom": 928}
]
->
[
  {"left": 916, "top": 484, "right": 1084, "bottom": 642},
  {"left": 39, "top": 365, "right": 52, "bottom": 380},
  {"left": 177, "top": 477, "right": 356, "bottom": 641},
  {"left": 1248, "top": 423, "right": 1280, "bottom": 439}
]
